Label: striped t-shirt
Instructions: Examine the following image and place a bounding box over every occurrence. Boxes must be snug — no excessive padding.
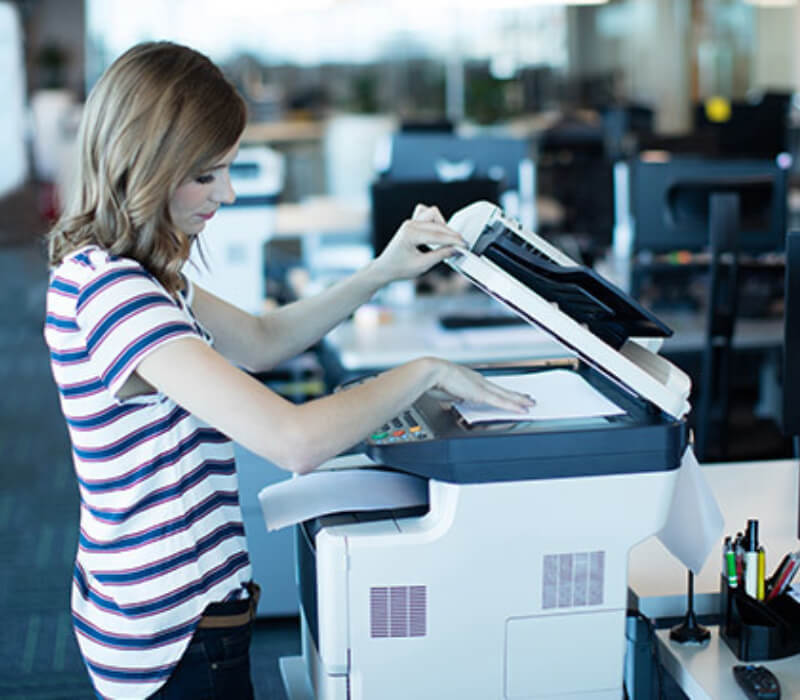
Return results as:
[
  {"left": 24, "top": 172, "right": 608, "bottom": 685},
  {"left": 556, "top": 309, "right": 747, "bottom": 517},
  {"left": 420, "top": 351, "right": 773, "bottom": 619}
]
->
[{"left": 44, "top": 246, "right": 252, "bottom": 699}]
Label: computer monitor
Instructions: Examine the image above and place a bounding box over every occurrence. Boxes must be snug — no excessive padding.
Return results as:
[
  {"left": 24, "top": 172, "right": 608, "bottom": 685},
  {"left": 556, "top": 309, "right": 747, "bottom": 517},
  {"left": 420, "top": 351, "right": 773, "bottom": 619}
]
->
[
  {"left": 385, "top": 133, "right": 530, "bottom": 192},
  {"left": 369, "top": 177, "right": 501, "bottom": 257},
  {"left": 629, "top": 156, "right": 789, "bottom": 255},
  {"left": 694, "top": 92, "right": 792, "bottom": 160}
]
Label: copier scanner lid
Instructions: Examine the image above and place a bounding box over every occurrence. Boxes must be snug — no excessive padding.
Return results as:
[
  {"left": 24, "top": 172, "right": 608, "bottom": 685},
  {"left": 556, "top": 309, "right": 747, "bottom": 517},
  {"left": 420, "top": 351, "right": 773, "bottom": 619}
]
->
[{"left": 446, "top": 201, "right": 692, "bottom": 419}]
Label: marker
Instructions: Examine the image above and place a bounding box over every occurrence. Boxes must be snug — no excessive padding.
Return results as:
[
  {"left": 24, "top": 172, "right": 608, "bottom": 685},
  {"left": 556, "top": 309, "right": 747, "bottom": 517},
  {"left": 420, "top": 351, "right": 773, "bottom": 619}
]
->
[
  {"left": 743, "top": 520, "right": 759, "bottom": 598},
  {"left": 735, "top": 534, "right": 744, "bottom": 587},
  {"left": 726, "top": 543, "right": 738, "bottom": 588},
  {"left": 757, "top": 547, "right": 766, "bottom": 601}
]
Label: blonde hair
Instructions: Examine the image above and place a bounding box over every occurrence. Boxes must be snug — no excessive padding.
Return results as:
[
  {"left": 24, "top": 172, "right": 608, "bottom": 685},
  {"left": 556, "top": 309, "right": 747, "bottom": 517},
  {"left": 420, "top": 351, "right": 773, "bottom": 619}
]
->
[{"left": 48, "top": 41, "right": 247, "bottom": 295}]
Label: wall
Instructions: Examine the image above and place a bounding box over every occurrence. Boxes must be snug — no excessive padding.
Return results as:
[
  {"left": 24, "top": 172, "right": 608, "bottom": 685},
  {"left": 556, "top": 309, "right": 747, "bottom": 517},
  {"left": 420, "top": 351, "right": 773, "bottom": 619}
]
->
[{"left": 752, "top": 4, "right": 797, "bottom": 93}]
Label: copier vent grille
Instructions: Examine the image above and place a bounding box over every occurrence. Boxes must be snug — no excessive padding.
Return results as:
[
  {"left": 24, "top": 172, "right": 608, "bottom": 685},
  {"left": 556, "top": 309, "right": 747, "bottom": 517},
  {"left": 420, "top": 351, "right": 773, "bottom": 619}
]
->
[
  {"left": 370, "top": 585, "right": 427, "bottom": 638},
  {"left": 542, "top": 551, "right": 605, "bottom": 609}
]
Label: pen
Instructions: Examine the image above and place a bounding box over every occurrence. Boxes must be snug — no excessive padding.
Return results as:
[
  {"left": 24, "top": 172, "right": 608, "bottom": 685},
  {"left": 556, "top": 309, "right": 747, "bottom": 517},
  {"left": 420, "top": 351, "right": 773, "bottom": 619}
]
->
[{"left": 735, "top": 533, "right": 744, "bottom": 586}]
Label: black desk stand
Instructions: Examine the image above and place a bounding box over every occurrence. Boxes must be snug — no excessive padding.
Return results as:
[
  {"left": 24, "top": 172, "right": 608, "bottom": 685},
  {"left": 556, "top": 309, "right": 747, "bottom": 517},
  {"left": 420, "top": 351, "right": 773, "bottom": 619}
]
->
[
  {"left": 695, "top": 192, "right": 741, "bottom": 463},
  {"left": 670, "top": 570, "right": 711, "bottom": 644}
]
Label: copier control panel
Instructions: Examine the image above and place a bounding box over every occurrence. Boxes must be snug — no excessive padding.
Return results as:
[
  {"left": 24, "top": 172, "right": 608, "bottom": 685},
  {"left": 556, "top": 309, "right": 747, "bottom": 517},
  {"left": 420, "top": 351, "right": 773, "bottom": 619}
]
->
[{"left": 369, "top": 408, "right": 432, "bottom": 444}]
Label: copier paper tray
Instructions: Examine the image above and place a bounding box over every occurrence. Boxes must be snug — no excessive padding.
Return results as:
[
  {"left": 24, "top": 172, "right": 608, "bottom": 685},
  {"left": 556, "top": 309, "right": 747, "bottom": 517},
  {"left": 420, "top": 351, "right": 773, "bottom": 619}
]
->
[{"left": 469, "top": 218, "right": 671, "bottom": 349}]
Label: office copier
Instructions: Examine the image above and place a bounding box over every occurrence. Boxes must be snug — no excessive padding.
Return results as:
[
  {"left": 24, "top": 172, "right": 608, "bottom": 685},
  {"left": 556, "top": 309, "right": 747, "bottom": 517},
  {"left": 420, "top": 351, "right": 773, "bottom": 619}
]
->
[{"left": 263, "top": 201, "right": 703, "bottom": 700}]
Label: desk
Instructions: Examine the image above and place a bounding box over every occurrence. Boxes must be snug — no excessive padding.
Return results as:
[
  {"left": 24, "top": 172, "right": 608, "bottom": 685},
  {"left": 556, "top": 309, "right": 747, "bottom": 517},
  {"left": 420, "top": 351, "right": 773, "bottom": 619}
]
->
[
  {"left": 274, "top": 196, "right": 368, "bottom": 239},
  {"left": 322, "top": 293, "right": 783, "bottom": 379},
  {"left": 655, "top": 627, "right": 800, "bottom": 700},
  {"left": 323, "top": 294, "right": 572, "bottom": 380},
  {"left": 629, "top": 459, "right": 800, "bottom": 699},
  {"left": 658, "top": 311, "right": 783, "bottom": 354}
]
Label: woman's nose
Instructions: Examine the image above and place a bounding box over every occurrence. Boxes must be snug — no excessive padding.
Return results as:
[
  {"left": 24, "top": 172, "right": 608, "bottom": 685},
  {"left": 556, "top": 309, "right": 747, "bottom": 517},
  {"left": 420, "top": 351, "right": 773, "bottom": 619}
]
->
[{"left": 214, "top": 172, "right": 236, "bottom": 205}]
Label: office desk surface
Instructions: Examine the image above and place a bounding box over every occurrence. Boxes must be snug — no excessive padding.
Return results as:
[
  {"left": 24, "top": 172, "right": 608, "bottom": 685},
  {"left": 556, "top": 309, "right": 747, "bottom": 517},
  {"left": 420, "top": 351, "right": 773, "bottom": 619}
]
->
[
  {"left": 275, "top": 196, "right": 368, "bottom": 238},
  {"left": 323, "top": 293, "right": 783, "bottom": 376},
  {"left": 629, "top": 459, "right": 799, "bottom": 699},
  {"left": 629, "top": 459, "right": 799, "bottom": 620},
  {"left": 656, "top": 627, "right": 800, "bottom": 700},
  {"left": 657, "top": 311, "right": 783, "bottom": 354}
]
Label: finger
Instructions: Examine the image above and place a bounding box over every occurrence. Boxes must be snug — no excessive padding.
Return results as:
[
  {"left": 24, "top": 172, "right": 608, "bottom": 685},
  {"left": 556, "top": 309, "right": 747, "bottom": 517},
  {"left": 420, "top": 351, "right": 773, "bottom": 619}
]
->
[
  {"left": 480, "top": 380, "right": 537, "bottom": 412},
  {"left": 411, "top": 204, "right": 433, "bottom": 221},
  {"left": 402, "top": 221, "right": 467, "bottom": 249},
  {"left": 485, "top": 392, "right": 536, "bottom": 414},
  {"left": 421, "top": 245, "right": 462, "bottom": 266},
  {"left": 412, "top": 205, "right": 447, "bottom": 225}
]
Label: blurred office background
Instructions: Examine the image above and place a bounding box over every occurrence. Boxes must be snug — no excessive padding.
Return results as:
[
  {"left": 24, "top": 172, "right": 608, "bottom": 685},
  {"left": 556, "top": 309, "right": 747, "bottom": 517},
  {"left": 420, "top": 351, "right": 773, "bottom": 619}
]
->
[{"left": 2, "top": 0, "right": 800, "bottom": 697}]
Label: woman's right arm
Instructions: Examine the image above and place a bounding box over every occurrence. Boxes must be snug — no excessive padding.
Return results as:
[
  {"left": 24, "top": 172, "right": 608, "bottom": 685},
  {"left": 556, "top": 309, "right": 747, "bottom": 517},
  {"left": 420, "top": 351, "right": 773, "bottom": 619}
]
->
[{"left": 135, "top": 337, "right": 533, "bottom": 474}]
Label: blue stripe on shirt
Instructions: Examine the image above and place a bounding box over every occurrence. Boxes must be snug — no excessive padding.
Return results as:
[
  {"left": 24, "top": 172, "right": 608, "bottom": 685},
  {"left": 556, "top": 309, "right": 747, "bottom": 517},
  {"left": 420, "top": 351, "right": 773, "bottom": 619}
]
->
[
  {"left": 79, "top": 490, "right": 242, "bottom": 552},
  {"left": 66, "top": 402, "right": 143, "bottom": 430},
  {"left": 76, "top": 268, "right": 154, "bottom": 312},
  {"left": 77, "top": 427, "right": 228, "bottom": 492},
  {"left": 73, "top": 606, "right": 196, "bottom": 651},
  {"left": 74, "top": 550, "right": 250, "bottom": 616},
  {"left": 59, "top": 378, "right": 105, "bottom": 397},
  {"left": 50, "top": 347, "right": 89, "bottom": 363},
  {"left": 87, "top": 458, "right": 236, "bottom": 523},
  {"left": 50, "top": 278, "right": 79, "bottom": 296},
  {"left": 85, "top": 293, "right": 178, "bottom": 354},
  {"left": 93, "top": 521, "right": 245, "bottom": 584},
  {"left": 85, "top": 657, "right": 176, "bottom": 683},
  {"left": 102, "top": 322, "right": 196, "bottom": 387},
  {"left": 73, "top": 404, "right": 189, "bottom": 461},
  {"left": 44, "top": 314, "right": 79, "bottom": 330}
]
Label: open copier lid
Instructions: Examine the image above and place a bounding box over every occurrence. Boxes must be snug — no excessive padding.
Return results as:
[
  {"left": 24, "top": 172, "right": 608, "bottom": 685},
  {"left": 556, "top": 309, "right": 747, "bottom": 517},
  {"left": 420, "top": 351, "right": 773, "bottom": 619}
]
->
[{"left": 445, "top": 201, "right": 692, "bottom": 420}]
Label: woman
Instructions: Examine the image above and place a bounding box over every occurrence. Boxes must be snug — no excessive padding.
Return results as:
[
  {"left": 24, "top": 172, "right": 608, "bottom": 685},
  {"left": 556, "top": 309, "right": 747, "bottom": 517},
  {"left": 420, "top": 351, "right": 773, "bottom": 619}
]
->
[{"left": 44, "top": 41, "right": 533, "bottom": 699}]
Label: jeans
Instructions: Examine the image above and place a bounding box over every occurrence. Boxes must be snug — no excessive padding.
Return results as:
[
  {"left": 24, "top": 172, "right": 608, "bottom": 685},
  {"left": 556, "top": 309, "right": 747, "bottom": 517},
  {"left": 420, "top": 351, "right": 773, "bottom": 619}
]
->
[{"left": 147, "top": 622, "right": 254, "bottom": 700}]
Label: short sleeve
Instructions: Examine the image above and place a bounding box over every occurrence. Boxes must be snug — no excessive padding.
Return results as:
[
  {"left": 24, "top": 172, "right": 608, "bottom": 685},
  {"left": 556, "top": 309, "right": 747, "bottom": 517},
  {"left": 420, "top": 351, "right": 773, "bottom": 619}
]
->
[{"left": 76, "top": 259, "right": 200, "bottom": 399}]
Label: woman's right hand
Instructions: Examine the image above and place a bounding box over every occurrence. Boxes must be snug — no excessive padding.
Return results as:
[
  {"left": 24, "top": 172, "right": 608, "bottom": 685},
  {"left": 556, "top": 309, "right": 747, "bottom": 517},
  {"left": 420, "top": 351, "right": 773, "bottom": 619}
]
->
[
  {"left": 369, "top": 204, "right": 466, "bottom": 285},
  {"left": 422, "top": 357, "right": 536, "bottom": 414}
]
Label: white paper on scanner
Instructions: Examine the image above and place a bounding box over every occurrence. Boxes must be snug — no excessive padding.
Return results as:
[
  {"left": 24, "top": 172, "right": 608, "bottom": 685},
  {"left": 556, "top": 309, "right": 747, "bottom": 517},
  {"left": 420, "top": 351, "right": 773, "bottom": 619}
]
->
[
  {"left": 258, "top": 459, "right": 429, "bottom": 531},
  {"left": 454, "top": 369, "right": 625, "bottom": 424},
  {"left": 656, "top": 446, "right": 724, "bottom": 574}
]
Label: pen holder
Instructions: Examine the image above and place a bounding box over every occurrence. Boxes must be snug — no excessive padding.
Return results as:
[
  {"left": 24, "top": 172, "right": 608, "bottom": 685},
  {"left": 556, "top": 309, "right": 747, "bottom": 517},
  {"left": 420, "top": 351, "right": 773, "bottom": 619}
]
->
[{"left": 719, "top": 575, "right": 800, "bottom": 661}]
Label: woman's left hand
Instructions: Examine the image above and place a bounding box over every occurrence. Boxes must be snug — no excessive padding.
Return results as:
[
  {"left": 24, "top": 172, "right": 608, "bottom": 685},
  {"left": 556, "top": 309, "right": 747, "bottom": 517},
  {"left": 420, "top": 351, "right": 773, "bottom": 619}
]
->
[{"left": 370, "top": 203, "right": 467, "bottom": 284}]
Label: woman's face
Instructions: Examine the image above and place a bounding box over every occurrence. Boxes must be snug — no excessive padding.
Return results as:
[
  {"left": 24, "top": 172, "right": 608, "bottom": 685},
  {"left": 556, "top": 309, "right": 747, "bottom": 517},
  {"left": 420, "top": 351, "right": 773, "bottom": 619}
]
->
[{"left": 169, "top": 139, "right": 240, "bottom": 235}]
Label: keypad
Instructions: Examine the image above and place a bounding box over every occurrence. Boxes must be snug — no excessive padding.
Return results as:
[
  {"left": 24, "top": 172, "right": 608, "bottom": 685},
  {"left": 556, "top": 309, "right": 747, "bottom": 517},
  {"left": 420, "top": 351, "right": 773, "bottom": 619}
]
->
[{"left": 369, "top": 409, "right": 429, "bottom": 443}]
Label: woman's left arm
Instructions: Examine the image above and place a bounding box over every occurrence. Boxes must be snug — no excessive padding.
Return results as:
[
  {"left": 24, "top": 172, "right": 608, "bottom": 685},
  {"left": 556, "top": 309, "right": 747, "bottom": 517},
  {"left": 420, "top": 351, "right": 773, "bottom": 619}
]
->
[{"left": 192, "top": 204, "right": 464, "bottom": 372}]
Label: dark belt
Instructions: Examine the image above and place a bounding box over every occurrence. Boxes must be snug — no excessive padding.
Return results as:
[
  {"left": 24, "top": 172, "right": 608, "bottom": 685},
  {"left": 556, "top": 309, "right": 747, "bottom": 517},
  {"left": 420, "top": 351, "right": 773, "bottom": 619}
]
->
[{"left": 197, "top": 581, "right": 260, "bottom": 629}]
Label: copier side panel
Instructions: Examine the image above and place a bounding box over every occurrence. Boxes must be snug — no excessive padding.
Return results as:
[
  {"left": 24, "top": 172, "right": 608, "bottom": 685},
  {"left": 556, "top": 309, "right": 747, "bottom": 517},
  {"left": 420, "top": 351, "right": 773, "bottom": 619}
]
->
[{"left": 327, "top": 468, "right": 678, "bottom": 699}]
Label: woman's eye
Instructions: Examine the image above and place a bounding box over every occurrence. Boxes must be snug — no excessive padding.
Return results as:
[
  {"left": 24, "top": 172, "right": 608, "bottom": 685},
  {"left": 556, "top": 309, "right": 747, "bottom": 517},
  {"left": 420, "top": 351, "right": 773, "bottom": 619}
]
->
[{"left": 195, "top": 174, "right": 214, "bottom": 185}]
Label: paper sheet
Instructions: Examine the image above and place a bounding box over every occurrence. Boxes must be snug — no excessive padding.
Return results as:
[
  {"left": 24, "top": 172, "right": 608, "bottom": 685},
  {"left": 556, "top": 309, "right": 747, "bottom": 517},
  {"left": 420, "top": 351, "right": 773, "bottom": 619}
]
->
[
  {"left": 258, "top": 463, "right": 429, "bottom": 531},
  {"left": 453, "top": 369, "right": 626, "bottom": 424},
  {"left": 656, "top": 446, "right": 725, "bottom": 575}
]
